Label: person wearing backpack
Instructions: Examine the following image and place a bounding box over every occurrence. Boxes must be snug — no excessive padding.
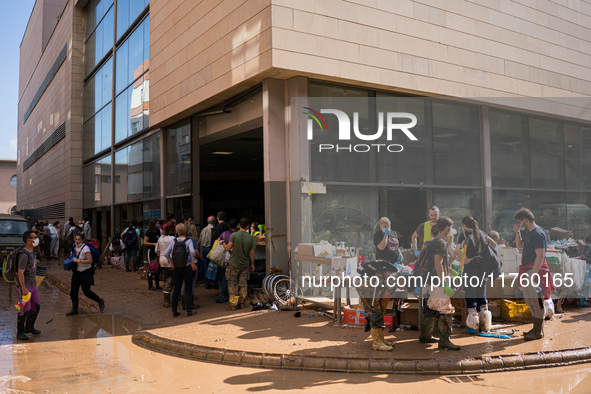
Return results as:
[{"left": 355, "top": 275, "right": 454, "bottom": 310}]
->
[
  {"left": 13, "top": 231, "right": 41, "bottom": 340},
  {"left": 454, "top": 217, "right": 497, "bottom": 333},
  {"left": 418, "top": 216, "right": 460, "bottom": 351},
  {"left": 144, "top": 219, "right": 162, "bottom": 291},
  {"left": 66, "top": 233, "right": 105, "bottom": 316},
  {"left": 121, "top": 219, "right": 141, "bottom": 272},
  {"left": 156, "top": 221, "right": 176, "bottom": 307},
  {"left": 163, "top": 223, "right": 197, "bottom": 317}
]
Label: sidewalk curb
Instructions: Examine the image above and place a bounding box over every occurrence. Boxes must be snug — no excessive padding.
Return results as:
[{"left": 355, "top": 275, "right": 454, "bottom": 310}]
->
[
  {"left": 132, "top": 331, "right": 591, "bottom": 375},
  {"left": 46, "top": 273, "right": 98, "bottom": 313}
]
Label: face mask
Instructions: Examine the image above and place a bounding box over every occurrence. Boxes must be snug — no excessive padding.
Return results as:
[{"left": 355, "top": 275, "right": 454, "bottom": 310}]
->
[{"left": 32, "top": 238, "right": 39, "bottom": 247}]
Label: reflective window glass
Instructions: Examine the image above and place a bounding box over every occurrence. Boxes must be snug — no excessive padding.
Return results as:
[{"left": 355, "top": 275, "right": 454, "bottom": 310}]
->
[
  {"left": 84, "top": 57, "right": 112, "bottom": 121},
  {"left": 564, "top": 122, "right": 591, "bottom": 190},
  {"left": 490, "top": 110, "right": 530, "bottom": 188},
  {"left": 116, "top": 0, "right": 149, "bottom": 40},
  {"left": 114, "top": 75, "right": 149, "bottom": 143},
  {"left": 432, "top": 189, "right": 482, "bottom": 234},
  {"left": 529, "top": 117, "right": 564, "bottom": 189},
  {"left": 115, "top": 16, "right": 149, "bottom": 94},
  {"left": 83, "top": 103, "right": 112, "bottom": 160},
  {"left": 166, "top": 123, "right": 191, "bottom": 195},
  {"left": 114, "top": 134, "right": 160, "bottom": 203},
  {"left": 85, "top": 5, "right": 114, "bottom": 76}
]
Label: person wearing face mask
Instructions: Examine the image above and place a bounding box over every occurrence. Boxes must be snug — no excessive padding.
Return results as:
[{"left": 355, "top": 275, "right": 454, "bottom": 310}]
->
[
  {"left": 373, "top": 217, "right": 402, "bottom": 308},
  {"left": 419, "top": 216, "right": 460, "bottom": 351},
  {"left": 66, "top": 233, "right": 105, "bottom": 316},
  {"left": 16, "top": 231, "right": 41, "bottom": 340}
]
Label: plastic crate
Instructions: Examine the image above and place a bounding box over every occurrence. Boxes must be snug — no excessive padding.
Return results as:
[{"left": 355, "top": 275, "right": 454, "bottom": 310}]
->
[{"left": 501, "top": 299, "right": 532, "bottom": 321}]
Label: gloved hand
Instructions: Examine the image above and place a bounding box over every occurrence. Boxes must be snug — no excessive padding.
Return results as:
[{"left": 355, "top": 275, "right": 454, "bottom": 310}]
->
[
  {"left": 414, "top": 249, "right": 420, "bottom": 258},
  {"left": 443, "top": 284, "right": 454, "bottom": 297},
  {"left": 383, "top": 227, "right": 391, "bottom": 237}
]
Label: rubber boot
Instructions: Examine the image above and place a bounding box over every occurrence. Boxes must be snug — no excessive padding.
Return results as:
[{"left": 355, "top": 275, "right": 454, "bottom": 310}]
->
[
  {"left": 228, "top": 296, "right": 240, "bottom": 311},
  {"left": 25, "top": 305, "right": 41, "bottom": 335},
  {"left": 438, "top": 314, "right": 460, "bottom": 351},
  {"left": 238, "top": 291, "right": 248, "bottom": 309},
  {"left": 524, "top": 318, "right": 544, "bottom": 340},
  {"left": 370, "top": 328, "right": 393, "bottom": 351},
  {"left": 66, "top": 302, "right": 79, "bottom": 316},
  {"left": 379, "top": 328, "right": 395, "bottom": 347},
  {"left": 479, "top": 305, "right": 492, "bottom": 333},
  {"left": 466, "top": 307, "right": 480, "bottom": 331},
  {"left": 163, "top": 293, "right": 171, "bottom": 308},
  {"left": 419, "top": 312, "right": 439, "bottom": 343},
  {"left": 148, "top": 272, "right": 156, "bottom": 290},
  {"left": 17, "top": 315, "right": 29, "bottom": 340}
]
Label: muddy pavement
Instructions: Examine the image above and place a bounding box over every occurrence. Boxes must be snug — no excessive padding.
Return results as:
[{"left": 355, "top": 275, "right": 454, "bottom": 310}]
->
[{"left": 1, "top": 281, "right": 591, "bottom": 392}]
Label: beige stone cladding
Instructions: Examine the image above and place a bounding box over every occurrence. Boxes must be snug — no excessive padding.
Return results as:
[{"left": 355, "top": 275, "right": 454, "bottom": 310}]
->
[
  {"left": 0, "top": 161, "right": 17, "bottom": 214},
  {"left": 17, "top": 0, "right": 84, "bottom": 222}
]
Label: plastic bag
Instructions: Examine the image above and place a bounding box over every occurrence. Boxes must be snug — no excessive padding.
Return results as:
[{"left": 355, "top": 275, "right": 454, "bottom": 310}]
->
[
  {"left": 544, "top": 299, "right": 555, "bottom": 319},
  {"left": 207, "top": 240, "right": 226, "bottom": 267},
  {"left": 466, "top": 308, "right": 479, "bottom": 330},
  {"left": 206, "top": 261, "right": 218, "bottom": 281},
  {"left": 427, "top": 286, "right": 455, "bottom": 314}
]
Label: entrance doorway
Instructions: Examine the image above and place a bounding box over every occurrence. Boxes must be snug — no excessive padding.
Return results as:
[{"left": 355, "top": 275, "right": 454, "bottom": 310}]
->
[{"left": 387, "top": 189, "right": 427, "bottom": 248}]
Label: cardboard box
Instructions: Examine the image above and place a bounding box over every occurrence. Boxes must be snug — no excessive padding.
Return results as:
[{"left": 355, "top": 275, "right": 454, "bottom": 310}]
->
[
  {"left": 313, "top": 244, "right": 333, "bottom": 257},
  {"left": 399, "top": 301, "right": 419, "bottom": 327},
  {"left": 297, "top": 243, "right": 314, "bottom": 256},
  {"left": 550, "top": 227, "right": 572, "bottom": 240},
  {"left": 252, "top": 235, "right": 266, "bottom": 246},
  {"left": 546, "top": 250, "right": 562, "bottom": 273},
  {"left": 343, "top": 308, "right": 394, "bottom": 327}
]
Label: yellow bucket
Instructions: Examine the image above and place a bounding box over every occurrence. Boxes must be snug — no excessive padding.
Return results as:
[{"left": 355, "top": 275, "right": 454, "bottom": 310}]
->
[{"left": 501, "top": 299, "right": 532, "bottom": 321}]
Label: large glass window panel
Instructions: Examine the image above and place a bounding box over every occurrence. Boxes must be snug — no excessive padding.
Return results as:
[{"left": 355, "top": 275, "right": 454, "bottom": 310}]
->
[
  {"left": 84, "top": 5, "right": 114, "bottom": 76},
  {"left": 116, "top": 0, "right": 149, "bottom": 39},
  {"left": 114, "top": 135, "right": 160, "bottom": 203},
  {"left": 83, "top": 164, "right": 97, "bottom": 209},
  {"left": 492, "top": 190, "right": 531, "bottom": 246},
  {"left": 566, "top": 193, "right": 591, "bottom": 239},
  {"left": 143, "top": 134, "right": 160, "bottom": 199},
  {"left": 84, "top": 58, "right": 112, "bottom": 121},
  {"left": 166, "top": 123, "right": 191, "bottom": 195},
  {"left": 100, "top": 155, "right": 112, "bottom": 206},
  {"left": 115, "top": 16, "right": 149, "bottom": 95},
  {"left": 490, "top": 110, "right": 531, "bottom": 188},
  {"left": 529, "top": 117, "right": 565, "bottom": 189},
  {"left": 83, "top": 118, "right": 96, "bottom": 159},
  {"left": 114, "top": 75, "right": 149, "bottom": 143},
  {"left": 308, "top": 84, "right": 371, "bottom": 182},
  {"left": 531, "top": 191, "right": 567, "bottom": 234},
  {"left": 83, "top": 103, "right": 112, "bottom": 160},
  {"left": 432, "top": 101, "right": 481, "bottom": 186},
  {"left": 432, "top": 189, "right": 482, "bottom": 235},
  {"left": 376, "top": 95, "right": 429, "bottom": 184},
  {"left": 565, "top": 122, "right": 591, "bottom": 190},
  {"left": 85, "top": 0, "right": 114, "bottom": 40},
  {"left": 114, "top": 147, "right": 129, "bottom": 204}
]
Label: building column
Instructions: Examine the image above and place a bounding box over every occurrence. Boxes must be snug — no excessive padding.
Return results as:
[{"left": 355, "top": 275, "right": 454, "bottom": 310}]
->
[
  {"left": 263, "top": 79, "right": 288, "bottom": 273},
  {"left": 191, "top": 118, "right": 200, "bottom": 226},
  {"left": 481, "top": 106, "right": 493, "bottom": 230}
]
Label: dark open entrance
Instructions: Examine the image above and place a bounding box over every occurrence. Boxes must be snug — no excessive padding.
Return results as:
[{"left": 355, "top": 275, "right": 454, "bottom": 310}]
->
[{"left": 200, "top": 128, "right": 265, "bottom": 225}]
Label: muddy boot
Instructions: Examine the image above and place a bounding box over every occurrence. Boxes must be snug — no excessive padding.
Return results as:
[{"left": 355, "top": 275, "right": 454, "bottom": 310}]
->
[
  {"left": 479, "top": 305, "right": 492, "bottom": 333},
  {"left": 524, "top": 318, "right": 544, "bottom": 340},
  {"left": 370, "top": 328, "right": 393, "bottom": 351},
  {"left": 163, "top": 293, "right": 171, "bottom": 308},
  {"left": 438, "top": 314, "right": 460, "bottom": 351},
  {"left": 238, "top": 291, "right": 248, "bottom": 309},
  {"left": 17, "top": 315, "right": 29, "bottom": 340},
  {"left": 379, "top": 328, "right": 395, "bottom": 347},
  {"left": 66, "top": 302, "right": 79, "bottom": 316},
  {"left": 228, "top": 296, "right": 240, "bottom": 311},
  {"left": 25, "top": 305, "right": 41, "bottom": 335},
  {"left": 419, "top": 310, "right": 439, "bottom": 343}
]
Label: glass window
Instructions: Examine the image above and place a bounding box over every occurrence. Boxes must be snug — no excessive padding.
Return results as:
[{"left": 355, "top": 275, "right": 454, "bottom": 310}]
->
[
  {"left": 166, "top": 123, "right": 191, "bottom": 195},
  {"left": 490, "top": 110, "right": 531, "bottom": 188},
  {"left": 116, "top": 0, "right": 149, "bottom": 40},
  {"left": 115, "top": 15, "right": 149, "bottom": 94},
  {"left": 565, "top": 122, "right": 591, "bottom": 190},
  {"left": 492, "top": 190, "right": 530, "bottom": 246},
  {"left": 432, "top": 101, "right": 481, "bottom": 186},
  {"left": 115, "top": 134, "right": 160, "bottom": 203},
  {"left": 85, "top": 0, "right": 114, "bottom": 40},
  {"left": 432, "top": 189, "right": 482, "bottom": 235},
  {"left": 529, "top": 117, "right": 564, "bottom": 189},
  {"left": 10, "top": 175, "right": 16, "bottom": 188},
  {"left": 115, "top": 74, "right": 149, "bottom": 143},
  {"left": 566, "top": 193, "right": 591, "bottom": 239},
  {"left": 100, "top": 156, "right": 112, "bottom": 206},
  {"left": 83, "top": 103, "right": 112, "bottom": 160},
  {"left": 85, "top": 4, "right": 114, "bottom": 76},
  {"left": 84, "top": 57, "right": 112, "bottom": 121}
]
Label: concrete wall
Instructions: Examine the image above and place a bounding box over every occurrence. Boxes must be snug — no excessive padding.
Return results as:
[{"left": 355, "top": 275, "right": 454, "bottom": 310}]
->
[{"left": 17, "top": 0, "right": 85, "bottom": 222}]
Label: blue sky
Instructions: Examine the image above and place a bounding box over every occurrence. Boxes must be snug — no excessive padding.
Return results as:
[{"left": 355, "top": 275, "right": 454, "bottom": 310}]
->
[{"left": 0, "top": 2, "right": 37, "bottom": 160}]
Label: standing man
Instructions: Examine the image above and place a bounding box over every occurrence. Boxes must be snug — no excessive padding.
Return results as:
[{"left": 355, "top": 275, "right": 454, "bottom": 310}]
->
[
  {"left": 121, "top": 219, "right": 141, "bottom": 272},
  {"left": 199, "top": 216, "right": 216, "bottom": 287},
  {"left": 83, "top": 218, "right": 92, "bottom": 240},
  {"left": 513, "top": 208, "right": 552, "bottom": 340},
  {"left": 16, "top": 231, "right": 41, "bottom": 340},
  {"left": 47, "top": 221, "right": 60, "bottom": 259},
  {"left": 223, "top": 217, "right": 255, "bottom": 310},
  {"left": 411, "top": 206, "right": 441, "bottom": 258},
  {"left": 211, "top": 211, "right": 230, "bottom": 290}
]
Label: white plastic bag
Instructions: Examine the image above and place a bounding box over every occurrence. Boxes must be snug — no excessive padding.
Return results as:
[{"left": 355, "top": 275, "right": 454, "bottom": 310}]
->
[
  {"left": 427, "top": 287, "right": 455, "bottom": 314},
  {"left": 466, "top": 308, "right": 479, "bottom": 330},
  {"left": 544, "top": 299, "right": 555, "bottom": 320}
]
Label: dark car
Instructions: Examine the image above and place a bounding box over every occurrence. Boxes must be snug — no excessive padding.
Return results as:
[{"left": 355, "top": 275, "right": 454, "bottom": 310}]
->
[{"left": 0, "top": 214, "right": 29, "bottom": 261}]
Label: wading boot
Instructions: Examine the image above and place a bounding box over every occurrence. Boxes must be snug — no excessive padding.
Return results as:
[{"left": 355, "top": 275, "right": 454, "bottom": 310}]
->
[
  {"left": 66, "top": 302, "right": 79, "bottom": 316},
  {"left": 25, "top": 305, "right": 41, "bottom": 335},
  {"left": 98, "top": 298, "right": 105, "bottom": 312},
  {"left": 17, "top": 315, "right": 28, "bottom": 340},
  {"left": 228, "top": 296, "right": 240, "bottom": 311},
  {"left": 163, "top": 293, "right": 171, "bottom": 308},
  {"left": 419, "top": 309, "right": 438, "bottom": 343},
  {"left": 370, "top": 328, "right": 393, "bottom": 351},
  {"left": 238, "top": 291, "right": 248, "bottom": 309},
  {"left": 479, "top": 305, "right": 492, "bottom": 333},
  {"left": 379, "top": 329, "right": 395, "bottom": 347},
  {"left": 524, "top": 318, "right": 544, "bottom": 340},
  {"left": 438, "top": 314, "right": 460, "bottom": 351}
]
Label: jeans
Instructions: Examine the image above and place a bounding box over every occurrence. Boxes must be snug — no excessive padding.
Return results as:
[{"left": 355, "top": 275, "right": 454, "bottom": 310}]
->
[
  {"left": 199, "top": 246, "right": 211, "bottom": 282},
  {"left": 172, "top": 265, "right": 195, "bottom": 312},
  {"left": 125, "top": 246, "right": 138, "bottom": 270},
  {"left": 463, "top": 265, "right": 488, "bottom": 310},
  {"left": 70, "top": 269, "right": 101, "bottom": 304}
]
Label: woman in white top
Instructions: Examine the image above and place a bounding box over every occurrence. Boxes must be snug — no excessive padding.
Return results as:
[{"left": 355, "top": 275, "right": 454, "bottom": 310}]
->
[
  {"left": 155, "top": 221, "right": 176, "bottom": 308},
  {"left": 66, "top": 233, "right": 104, "bottom": 316}
]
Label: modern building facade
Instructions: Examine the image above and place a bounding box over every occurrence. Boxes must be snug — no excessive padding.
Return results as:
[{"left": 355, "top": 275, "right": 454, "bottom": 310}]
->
[
  {"left": 18, "top": 0, "right": 591, "bottom": 271},
  {"left": 0, "top": 160, "right": 18, "bottom": 215}
]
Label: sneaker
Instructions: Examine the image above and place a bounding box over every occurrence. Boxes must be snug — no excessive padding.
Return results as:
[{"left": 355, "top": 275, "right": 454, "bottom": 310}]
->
[{"left": 98, "top": 299, "right": 105, "bottom": 312}]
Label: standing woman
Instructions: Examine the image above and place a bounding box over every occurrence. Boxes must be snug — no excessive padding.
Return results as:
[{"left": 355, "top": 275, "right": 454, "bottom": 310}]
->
[
  {"left": 156, "top": 221, "right": 176, "bottom": 307},
  {"left": 454, "top": 216, "right": 497, "bottom": 333},
  {"left": 145, "top": 219, "right": 161, "bottom": 291},
  {"left": 163, "top": 223, "right": 197, "bottom": 317},
  {"left": 66, "top": 233, "right": 105, "bottom": 315}
]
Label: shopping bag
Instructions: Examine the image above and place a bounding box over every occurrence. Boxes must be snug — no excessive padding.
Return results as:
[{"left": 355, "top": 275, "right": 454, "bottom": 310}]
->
[
  {"left": 208, "top": 239, "right": 226, "bottom": 267},
  {"left": 206, "top": 261, "right": 218, "bottom": 280},
  {"left": 427, "top": 286, "right": 455, "bottom": 314}
]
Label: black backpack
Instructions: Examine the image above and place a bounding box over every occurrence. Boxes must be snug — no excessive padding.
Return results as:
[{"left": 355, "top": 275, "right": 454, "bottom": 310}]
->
[
  {"left": 480, "top": 237, "right": 502, "bottom": 280},
  {"left": 124, "top": 226, "right": 138, "bottom": 246},
  {"left": 172, "top": 239, "right": 188, "bottom": 269},
  {"left": 412, "top": 241, "right": 434, "bottom": 281},
  {"left": 357, "top": 259, "right": 398, "bottom": 276}
]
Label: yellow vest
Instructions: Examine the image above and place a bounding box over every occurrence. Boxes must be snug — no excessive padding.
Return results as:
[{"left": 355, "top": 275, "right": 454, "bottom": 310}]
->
[{"left": 423, "top": 221, "right": 433, "bottom": 242}]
